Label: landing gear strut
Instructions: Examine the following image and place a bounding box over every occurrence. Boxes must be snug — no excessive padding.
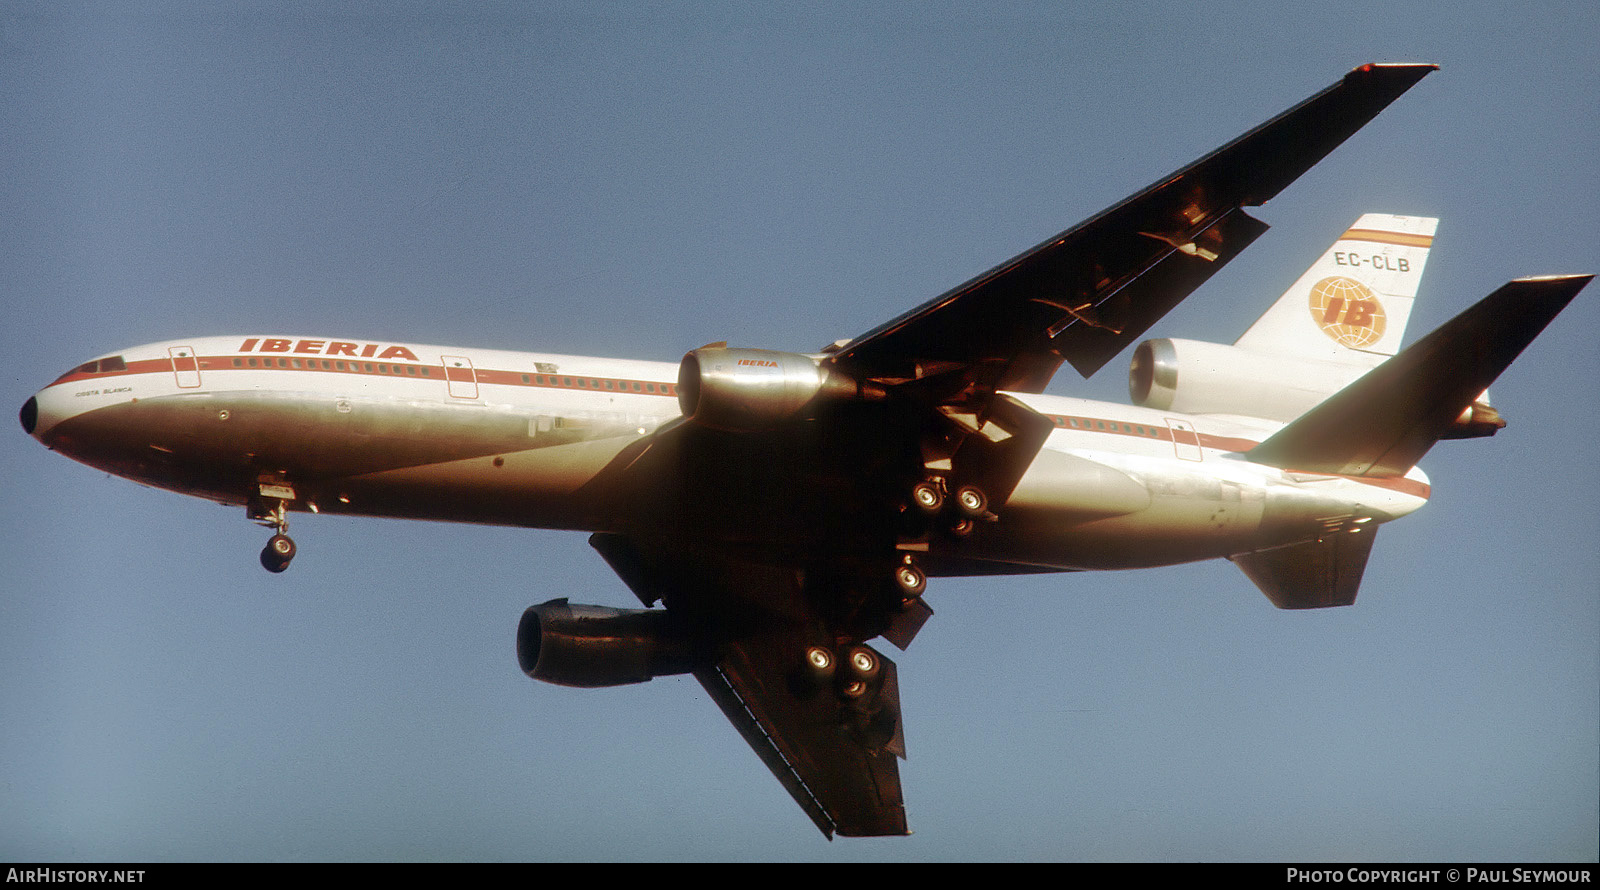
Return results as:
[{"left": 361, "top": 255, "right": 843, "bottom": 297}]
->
[{"left": 249, "top": 496, "right": 296, "bottom": 573}]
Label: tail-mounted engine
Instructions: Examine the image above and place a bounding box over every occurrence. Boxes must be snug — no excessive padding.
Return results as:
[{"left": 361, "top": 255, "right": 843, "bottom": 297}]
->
[
  {"left": 1129, "top": 338, "right": 1367, "bottom": 423},
  {"left": 1129, "top": 338, "right": 1504, "bottom": 437},
  {"left": 517, "top": 599, "right": 705, "bottom": 688},
  {"left": 677, "top": 346, "right": 861, "bottom": 432}
]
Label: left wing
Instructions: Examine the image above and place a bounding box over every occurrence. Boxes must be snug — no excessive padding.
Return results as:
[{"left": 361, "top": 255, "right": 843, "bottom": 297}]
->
[
  {"left": 826, "top": 63, "right": 1436, "bottom": 396},
  {"left": 590, "top": 531, "right": 912, "bottom": 838}
]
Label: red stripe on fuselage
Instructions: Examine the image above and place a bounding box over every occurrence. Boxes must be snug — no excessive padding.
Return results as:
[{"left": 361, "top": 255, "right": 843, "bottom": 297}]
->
[
  {"left": 46, "top": 353, "right": 683, "bottom": 398},
  {"left": 42, "top": 358, "right": 1431, "bottom": 499}
]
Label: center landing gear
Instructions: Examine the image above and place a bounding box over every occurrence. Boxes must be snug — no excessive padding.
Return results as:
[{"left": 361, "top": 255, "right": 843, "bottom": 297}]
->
[{"left": 249, "top": 496, "right": 297, "bottom": 573}]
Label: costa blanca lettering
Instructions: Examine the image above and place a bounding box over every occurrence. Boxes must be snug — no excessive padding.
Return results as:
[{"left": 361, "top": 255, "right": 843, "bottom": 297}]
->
[{"left": 237, "top": 338, "right": 419, "bottom": 362}]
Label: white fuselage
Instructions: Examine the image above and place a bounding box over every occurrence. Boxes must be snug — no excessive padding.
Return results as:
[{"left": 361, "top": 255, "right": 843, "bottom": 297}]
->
[{"left": 23, "top": 335, "right": 1429, "bottom": 573}]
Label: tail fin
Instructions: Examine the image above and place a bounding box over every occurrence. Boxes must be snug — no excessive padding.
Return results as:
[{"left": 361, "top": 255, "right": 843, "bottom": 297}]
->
[
  {"left": 1235, "top": 214, "right": 1437, "bottom": 367},
  {"left": 1247, "top": 274, "right": 1592, "bottom": 477}
]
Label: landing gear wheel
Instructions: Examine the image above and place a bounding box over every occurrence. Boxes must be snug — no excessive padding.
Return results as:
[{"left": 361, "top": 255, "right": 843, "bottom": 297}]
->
[
  {"left": 894, "top": 562, "right": 927, "bottom": 598},
  {"left": 842, "top": 645, "right": 882, "bottom": 686},
  {"left": 838, "top": 645, "right": 884, "bottom": 709},
  {"left": 911, "top": 480, "right": 944, "bottom": 515},
  {"left": 955, "top": 485, "right": 988, "bottom": 518},
  {"left": 789, "top": 645, "right": 837, "bottom": 698},
  {"left": 260, "top": 533, "right": 296, "bottom": 573},
  {"left": 805, "top": 645, "right": 835, "bottom": 677}
]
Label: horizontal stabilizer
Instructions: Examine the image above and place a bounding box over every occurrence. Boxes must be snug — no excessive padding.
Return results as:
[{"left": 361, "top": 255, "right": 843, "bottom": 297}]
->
[
  {"left": 1246, "top": 275, "right": 1591, "bottom": 476},
  {"left": 1231, "top": 525, "right": 1377, "bottom": 609}
]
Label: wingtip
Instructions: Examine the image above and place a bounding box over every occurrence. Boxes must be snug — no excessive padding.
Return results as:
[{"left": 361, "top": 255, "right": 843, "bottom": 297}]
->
[
  {"left": 1347, "top": 62, "right": 1439, "bottom": 88},
  {"left": 1353, "top": 62, "right": 1440, "bottom": 73},
  {"left": 1513, "top": 273, "right": 1594, "bottom": 284}
]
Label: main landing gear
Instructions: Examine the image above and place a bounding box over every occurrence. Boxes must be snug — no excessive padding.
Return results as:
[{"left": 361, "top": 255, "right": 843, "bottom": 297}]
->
[
  {"left": 249, "top": 496, "right": 297, "bottom": 573},
  {"left": 794, "top": 642, "right": 897, "bottom": 751},
  {"left": 904, "top": 476, "right": 991, "bottom": 551}
]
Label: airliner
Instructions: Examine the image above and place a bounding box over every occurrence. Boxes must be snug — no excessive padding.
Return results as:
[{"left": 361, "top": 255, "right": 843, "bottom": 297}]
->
[{"left": 19, "top": 63, "right": 1590, "bottom": 838}]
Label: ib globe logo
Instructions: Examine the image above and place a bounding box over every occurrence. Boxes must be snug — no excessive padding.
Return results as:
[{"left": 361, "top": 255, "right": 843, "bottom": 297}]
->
[{"left": 1308, "top": 276, "right": 1386, "bottom": 348}]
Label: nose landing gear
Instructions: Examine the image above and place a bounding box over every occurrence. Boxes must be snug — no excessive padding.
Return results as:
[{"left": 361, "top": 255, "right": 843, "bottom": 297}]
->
[
  {"left": 261, "top": 533, "right": 296, "bottom": 573},
  {"left": 249, "top": 496, "right": 297, "bottom": 573}
]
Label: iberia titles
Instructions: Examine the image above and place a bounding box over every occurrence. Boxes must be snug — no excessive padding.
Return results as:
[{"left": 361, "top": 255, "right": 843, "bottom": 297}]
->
[{"left": 236, "top": 338, "right": 420, "bottom": 362}]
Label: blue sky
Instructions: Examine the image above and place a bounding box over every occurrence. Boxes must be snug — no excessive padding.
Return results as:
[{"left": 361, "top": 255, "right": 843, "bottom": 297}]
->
[{"left": 3, "top": 1, "right": 1595, "bottom": 862}]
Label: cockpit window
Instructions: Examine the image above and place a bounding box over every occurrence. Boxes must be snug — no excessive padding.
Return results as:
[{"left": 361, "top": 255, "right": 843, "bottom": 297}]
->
[{"left": 53, "top": 355, "right": 128, "bottom": 382}]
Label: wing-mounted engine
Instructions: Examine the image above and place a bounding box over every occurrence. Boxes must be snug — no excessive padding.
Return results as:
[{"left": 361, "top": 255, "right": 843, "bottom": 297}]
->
[
  {"left": 517, "top": 598, "right": 706, "bottom": 687},
  {"left": 677, "top": 346, "right": 867, "bottom": 432}
]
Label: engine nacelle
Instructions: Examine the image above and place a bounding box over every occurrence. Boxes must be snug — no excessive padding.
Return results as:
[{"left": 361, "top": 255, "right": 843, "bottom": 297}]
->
[
  {"left": 517, "top": 599, "right": 704, "bottom": 688},
  {"left": 1129, "top": 338, "right": 1368, "bottom": 423},
  {"left": 1129, "top": 338, "right": 1506, "bottom": 436},
  {"left": 677, "top": 347, "right": 855, "bottom": 431}
]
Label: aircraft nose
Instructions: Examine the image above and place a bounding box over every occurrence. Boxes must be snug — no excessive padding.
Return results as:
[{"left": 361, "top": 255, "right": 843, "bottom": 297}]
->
[{"left": 20, "top": 388, "right": 72, "bottom": 443}]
